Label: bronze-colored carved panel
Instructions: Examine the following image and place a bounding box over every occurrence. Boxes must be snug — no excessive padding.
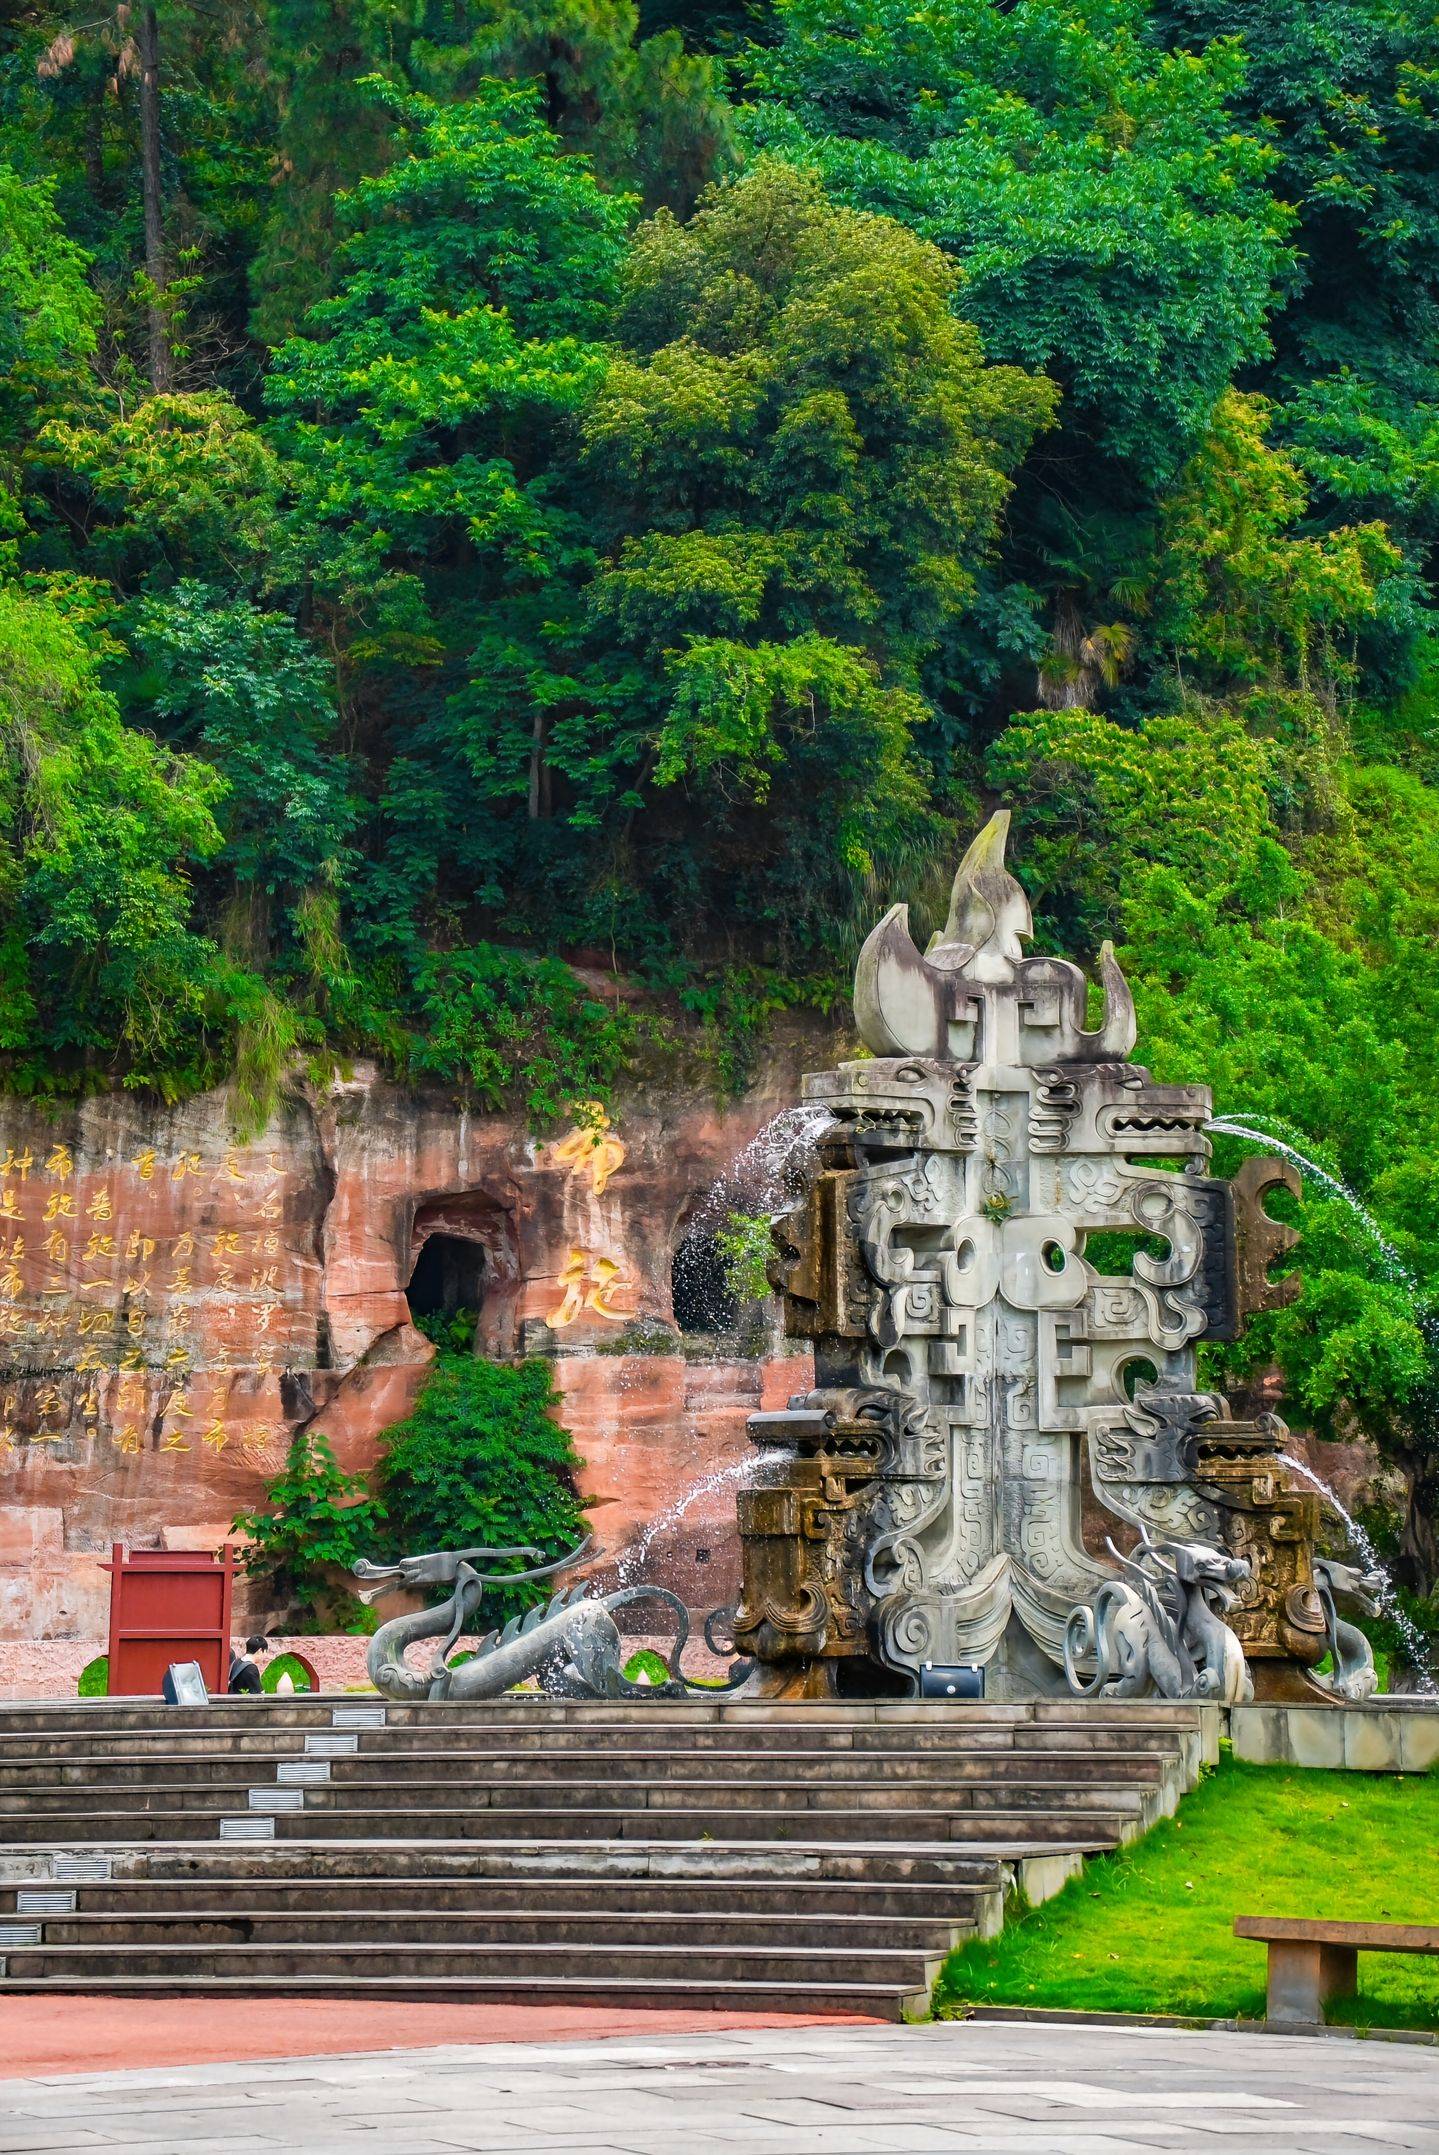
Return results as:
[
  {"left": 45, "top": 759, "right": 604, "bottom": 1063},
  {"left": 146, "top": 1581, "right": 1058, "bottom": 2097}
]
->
[{"left": 1232, "top": 1154, "right": 1301, "bottom": 1317}]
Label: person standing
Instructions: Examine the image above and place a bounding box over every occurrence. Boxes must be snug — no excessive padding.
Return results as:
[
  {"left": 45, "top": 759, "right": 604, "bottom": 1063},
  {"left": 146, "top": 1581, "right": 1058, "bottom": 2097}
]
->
[{"left": 227, "top": 1635, "right": 269, "bottom": 1694}]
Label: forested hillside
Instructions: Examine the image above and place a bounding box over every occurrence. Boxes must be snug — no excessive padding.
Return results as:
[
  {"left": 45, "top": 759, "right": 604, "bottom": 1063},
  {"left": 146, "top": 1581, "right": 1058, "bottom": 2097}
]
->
[{"left": 3, "top": 0, "right": 1439, "bottom": 1602}]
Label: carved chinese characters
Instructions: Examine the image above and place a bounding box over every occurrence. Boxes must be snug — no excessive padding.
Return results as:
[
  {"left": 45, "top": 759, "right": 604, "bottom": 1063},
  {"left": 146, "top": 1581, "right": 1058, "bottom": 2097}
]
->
[{"left": 0, "top": 1127, "right": 302, "bottom": 1477}]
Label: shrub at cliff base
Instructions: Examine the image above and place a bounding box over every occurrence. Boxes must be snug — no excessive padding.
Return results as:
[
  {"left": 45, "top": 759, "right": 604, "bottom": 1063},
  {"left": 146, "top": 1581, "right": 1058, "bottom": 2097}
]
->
[
  {"left": 374, "top": 1355, "right": 589, "bottom": 1627},
  {"left": 232, "top": 1358, "right": 588, "bottom": 1634},
  {"left": 231, "top": 1429, "right": 383, "bottom": 1632}
]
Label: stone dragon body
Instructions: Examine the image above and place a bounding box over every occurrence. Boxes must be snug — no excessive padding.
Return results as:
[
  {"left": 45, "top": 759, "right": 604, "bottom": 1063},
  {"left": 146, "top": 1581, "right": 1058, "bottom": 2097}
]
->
[{"left": 354, "top": 1539, "right": 749, "bottom": 1700}]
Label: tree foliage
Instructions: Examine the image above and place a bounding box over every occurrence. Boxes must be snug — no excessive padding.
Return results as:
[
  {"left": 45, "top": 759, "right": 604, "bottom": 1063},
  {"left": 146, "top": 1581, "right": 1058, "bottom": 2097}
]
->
[
  {"left": 5, "top": 0, "right": 1439, "bottom": 1584},
  {"left": 231, "top": 1426, "right": 384, "bottom": 1630}
]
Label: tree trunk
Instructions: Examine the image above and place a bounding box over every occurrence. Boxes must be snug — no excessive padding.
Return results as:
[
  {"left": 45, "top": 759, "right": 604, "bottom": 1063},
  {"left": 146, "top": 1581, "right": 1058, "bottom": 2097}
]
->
[
  {"left": 137, "top": 5, "right": 171, "bottom": 393},
  {"left": 1396, "top": 1450, "right": 1439, "bottom": 1602},
  {"left": 528, "top": 710, "right": 551, "bottom": 820}
]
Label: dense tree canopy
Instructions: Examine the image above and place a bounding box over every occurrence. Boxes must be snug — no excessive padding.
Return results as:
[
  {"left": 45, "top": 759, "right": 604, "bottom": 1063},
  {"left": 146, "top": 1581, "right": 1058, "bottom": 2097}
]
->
[{"left": 4, "top": 0, "right": 1439, "bottom": 1597}]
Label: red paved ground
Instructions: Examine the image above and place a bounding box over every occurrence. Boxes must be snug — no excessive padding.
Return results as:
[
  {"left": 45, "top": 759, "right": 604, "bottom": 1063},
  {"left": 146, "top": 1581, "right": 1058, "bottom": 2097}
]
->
[{"left": 0, "top": 1997, "right": 879, "bottom": 2077}]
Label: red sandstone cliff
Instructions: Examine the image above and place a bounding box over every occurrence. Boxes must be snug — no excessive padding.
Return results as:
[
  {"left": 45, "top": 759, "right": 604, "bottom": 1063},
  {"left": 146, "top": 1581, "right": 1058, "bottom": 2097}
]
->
[{"left": 0, "top": 1049, "right": 825, "bottom": 1642}]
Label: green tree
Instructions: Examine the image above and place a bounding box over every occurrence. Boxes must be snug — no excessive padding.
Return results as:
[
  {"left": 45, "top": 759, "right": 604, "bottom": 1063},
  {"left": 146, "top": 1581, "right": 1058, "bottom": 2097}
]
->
[
  {"left": 578, "top": 158, "right": 1055, "bottom": 965},
  {"left": 232, "top": 1426, "right": 385, "bottom": 1630},
  {"left": 743, "top": 0, "right": 1308, "bottom": 720},
  {"left": 3, "top": 3, "right": 273, "bottom": 396},
  {"left": 992, "top": 703, "right": 1439, "bottom": 1598},
  {"left": 249, "top": 0, "right": 730, "bottom": 341},
  {"left": 34, "top": 393, "right": 285, "bottom": 590},
  {"left": 0, "top": 160, "right": 97, "bottom": 569},
  {"left": 1152, "top": 389, "right": 1401, "bottom": 696},
  {"left": 266, "top": 80, "right": 629, "bottom": 958},
  {"left": 133, "top": 582, "right": 355, "bottom": 944},
  {"left": 0, "top": 162, "right": 96, "bottom": 447},
  {"left": 0, "top": 582, "right": 227, "bottom": 1090},
  {"left": 748, "top": 0, "right": 1290, "bottom": 490}
]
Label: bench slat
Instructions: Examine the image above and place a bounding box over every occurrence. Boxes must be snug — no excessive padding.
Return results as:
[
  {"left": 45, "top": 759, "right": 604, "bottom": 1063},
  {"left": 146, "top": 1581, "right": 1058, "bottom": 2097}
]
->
[{"left": 1235, "top": 1917, "right": 1439, "bottom": 1953}]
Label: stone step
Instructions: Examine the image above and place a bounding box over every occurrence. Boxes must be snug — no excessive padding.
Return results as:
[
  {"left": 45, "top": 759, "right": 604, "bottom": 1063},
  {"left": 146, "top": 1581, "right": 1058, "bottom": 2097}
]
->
[
  {"left": 0, "top": 1752, "right": 1169, "bottom": 1794},
  {"left": 67, "top": 1839, "right": 1023, "bottom": 1885},
  {"left": 0, "top": 1721, "right": 1192, "bottom": 1760},
  {"left": 0, "top": 1940, "right": 946, "bottom": 1989},
  {"left": 0, "top": 1804, "right": 1130, "bottom": 1846},
  {"left": 0, "top": 1699, "right": 1209, "bottom": 1735},
  {"left": 0, "top": 1972, "right": 921, "bottom": 2020},
  {"left": 1, "top": 1908, "right": 979, "bottom": 1951},
  {"left": 0, "top": 1838, "right": 1021, "bottom": 1884},
  {"left": 0, "top": 1775, "right": 1152, "bottom": 1818},
  {"left": 0, "top": 1876, "right": 997, "bottom": 1920},
  {"left": 0, "top": 1696, "right": 1211, "bottom": 2007}
]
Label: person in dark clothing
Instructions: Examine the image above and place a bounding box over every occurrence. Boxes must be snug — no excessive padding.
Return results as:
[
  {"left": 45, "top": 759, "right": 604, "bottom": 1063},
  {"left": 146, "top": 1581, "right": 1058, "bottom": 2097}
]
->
[{"left": 228, "top": 1635, "right": 269, "bottom": 1694}]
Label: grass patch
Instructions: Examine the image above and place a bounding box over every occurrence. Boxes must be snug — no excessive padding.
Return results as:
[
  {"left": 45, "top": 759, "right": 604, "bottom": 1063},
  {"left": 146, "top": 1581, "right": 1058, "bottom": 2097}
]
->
[
  {"left": 937, "top": 1752, "right": 1439, "bottom": 2032},
  {"left": 260, "top": 1652, "right": 315, "bottom": 1694}
]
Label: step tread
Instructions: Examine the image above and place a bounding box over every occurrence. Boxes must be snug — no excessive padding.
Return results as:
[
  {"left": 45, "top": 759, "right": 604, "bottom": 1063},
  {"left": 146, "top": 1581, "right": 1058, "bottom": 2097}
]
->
[
  {"left": 0, "top": 1741, "right": 1171, "bottom": 1758},
  {"left": 0, "top": 1767, "right": 1163, "bottom": 1784},
  {"left": 0, "top": 1832, "right": 1106, "bottom": 1854},
  {"left": 0, "top": 1974, "right": 914, "bottom": 2010},
  {"left": 8, "top": 1906, "right": 978, "bottom": 1930}
]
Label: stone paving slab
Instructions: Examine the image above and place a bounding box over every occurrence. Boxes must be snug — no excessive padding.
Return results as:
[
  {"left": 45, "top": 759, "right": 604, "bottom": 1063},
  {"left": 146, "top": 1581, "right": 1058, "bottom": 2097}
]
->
[{"left": 0, "top": 2020, "right": 1436, "bottom": 2152}]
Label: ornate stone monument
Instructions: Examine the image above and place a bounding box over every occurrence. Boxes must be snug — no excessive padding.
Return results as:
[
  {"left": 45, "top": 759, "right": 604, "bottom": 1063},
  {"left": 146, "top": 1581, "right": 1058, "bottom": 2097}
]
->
[{"left": 734, "top": 812, "right": 1336, "bottom": 1702}]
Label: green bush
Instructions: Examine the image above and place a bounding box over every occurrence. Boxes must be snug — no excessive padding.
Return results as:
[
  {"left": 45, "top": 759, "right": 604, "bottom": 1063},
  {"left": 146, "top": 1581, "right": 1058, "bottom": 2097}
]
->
[
  {"left": 231, "top": 1428, "right": 385, "bottom": 1631},
  {"left": 374, "top": 1353, "right": 588, "bottom": 1625},
  {"left": 77, "top": 1654, "right": 108, "bottom": 1698},
  {"left": 715, "top": 1211, "right": 775, "bottom": 1306}
]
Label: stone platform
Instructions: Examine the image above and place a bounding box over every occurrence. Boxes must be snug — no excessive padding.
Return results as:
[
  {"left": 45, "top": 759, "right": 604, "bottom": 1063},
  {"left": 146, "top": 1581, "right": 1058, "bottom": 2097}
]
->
[
  {"left": 0, "top": 1695, "right": 1215, "bottom": 2018},
  {"left": 3, "top": 2016, "right": 1436, "bottom": 2152},
  {"left": 1229, "top": 1698, "right": 1439, "bottom": 1772}
]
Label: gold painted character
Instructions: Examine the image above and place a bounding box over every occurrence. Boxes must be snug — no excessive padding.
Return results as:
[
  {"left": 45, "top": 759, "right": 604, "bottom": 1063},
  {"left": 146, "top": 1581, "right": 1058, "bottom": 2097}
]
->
[
  {"left": 551, "top": 1105, "right": 627, "bottom": 1196},
  {"left": 550, "top": 1247, "right": 629, "bottom": 1326}
]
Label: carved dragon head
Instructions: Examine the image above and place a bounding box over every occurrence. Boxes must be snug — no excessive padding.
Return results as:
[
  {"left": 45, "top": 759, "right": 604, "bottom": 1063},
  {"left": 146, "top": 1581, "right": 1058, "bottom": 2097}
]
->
[{"left": 1314, "top": 1555, "right": 1384, "bottom": 1618}]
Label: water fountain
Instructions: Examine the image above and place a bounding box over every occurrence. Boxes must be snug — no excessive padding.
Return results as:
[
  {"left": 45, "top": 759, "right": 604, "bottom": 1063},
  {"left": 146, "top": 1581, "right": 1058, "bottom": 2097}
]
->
[
  {"left": 732, "top": 809, "right": 1351, "bottom": 1703},
  {"left": 1206, "top": 1117, "right": 1438, "bottom": 1694},
  {"left": 359, "top": 811, "right": 1415, "bottom": 1711}
]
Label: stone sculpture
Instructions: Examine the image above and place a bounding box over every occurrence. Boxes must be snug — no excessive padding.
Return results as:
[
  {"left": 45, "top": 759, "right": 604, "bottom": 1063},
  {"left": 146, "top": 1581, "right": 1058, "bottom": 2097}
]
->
[
  {"left": 355, "top": 1538, "right": 749, "bottom": 1699},
  {"left": 1063, "top": 1529, "right": 1252, "bottom": 1702},
  {"left": 735, "top": 810, "right": 1329, "bottom": 1700},
  {"left": 1312, "top": 1556, "right": 1383, "bottom": 1702}
]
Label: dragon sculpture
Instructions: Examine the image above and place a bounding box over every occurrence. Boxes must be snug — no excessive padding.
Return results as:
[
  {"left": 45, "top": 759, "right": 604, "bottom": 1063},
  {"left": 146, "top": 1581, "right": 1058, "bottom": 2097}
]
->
[
  {"left": 1062, "top": 1529, "right": 1254, "bottom": 1703},
  {"left": 1312, "top": 1556, "right": 1384, "bottom": 1702},
  {"left": 353, "top": 1537, "right": 751, "bottom": 1701}
]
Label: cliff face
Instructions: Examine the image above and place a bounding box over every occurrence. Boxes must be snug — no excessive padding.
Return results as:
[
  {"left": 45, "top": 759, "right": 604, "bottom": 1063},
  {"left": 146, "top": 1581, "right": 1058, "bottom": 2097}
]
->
[{"left": 0, "top": 1052, "right": 822, "bottom": 1641}]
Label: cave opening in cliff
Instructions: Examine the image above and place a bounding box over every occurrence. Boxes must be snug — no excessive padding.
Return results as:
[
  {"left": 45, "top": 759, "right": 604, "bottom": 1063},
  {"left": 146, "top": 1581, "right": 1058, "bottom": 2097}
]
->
[
  {"left": 406, "top": 1232, "right": 486, "bottom": 1331},
  {"left": 671, "top": 1225, "right": 739, "bottom": 1336}
]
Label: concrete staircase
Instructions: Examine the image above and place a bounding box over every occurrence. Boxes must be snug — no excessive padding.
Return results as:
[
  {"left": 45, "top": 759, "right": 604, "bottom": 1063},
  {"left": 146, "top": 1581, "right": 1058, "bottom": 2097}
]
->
[{"left": 0, "top": 1697, "right": 1216, "bottom": 2019}]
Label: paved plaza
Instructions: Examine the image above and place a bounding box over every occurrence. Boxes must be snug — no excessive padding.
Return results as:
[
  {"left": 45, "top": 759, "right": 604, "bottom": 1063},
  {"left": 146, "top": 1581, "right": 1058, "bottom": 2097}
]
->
[{"left": 1, "top": 2016, "right": 1436, "bottom": 2154}]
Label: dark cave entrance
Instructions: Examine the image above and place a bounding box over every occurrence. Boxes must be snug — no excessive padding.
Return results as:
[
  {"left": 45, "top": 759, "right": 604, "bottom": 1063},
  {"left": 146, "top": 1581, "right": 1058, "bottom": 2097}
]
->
[
  {"left": 406, "top": 1232, "right": 487, "bottom": 1324},
  {"left": 671, "top": 1225, "right": 739, "bottom": 1336}
]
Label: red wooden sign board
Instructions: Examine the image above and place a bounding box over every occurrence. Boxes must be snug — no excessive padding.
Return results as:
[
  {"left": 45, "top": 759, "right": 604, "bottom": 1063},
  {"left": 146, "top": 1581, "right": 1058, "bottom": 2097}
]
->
[{"left": 102, "top": 1544, "right": 237, "bottom": 1697}]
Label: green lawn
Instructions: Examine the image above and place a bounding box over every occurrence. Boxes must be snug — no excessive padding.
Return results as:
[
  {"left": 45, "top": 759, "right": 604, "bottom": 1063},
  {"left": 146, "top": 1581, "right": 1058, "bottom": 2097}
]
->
[{"left": 937, "top": 1752, "right": 1439, "bottom": 2031}]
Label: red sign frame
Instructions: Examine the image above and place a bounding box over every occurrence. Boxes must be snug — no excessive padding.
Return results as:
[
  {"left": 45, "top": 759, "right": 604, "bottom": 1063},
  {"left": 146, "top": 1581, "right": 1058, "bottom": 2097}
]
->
[{"left": 102, "top": 1544, "right": 238, "bottom": 1697}]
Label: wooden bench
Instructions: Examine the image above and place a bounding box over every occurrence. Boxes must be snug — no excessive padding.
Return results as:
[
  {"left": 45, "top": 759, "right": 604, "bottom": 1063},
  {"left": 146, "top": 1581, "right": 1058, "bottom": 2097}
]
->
[{"left": 1235, "top": 1916, "right": 1439, "bottom": 2024}]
